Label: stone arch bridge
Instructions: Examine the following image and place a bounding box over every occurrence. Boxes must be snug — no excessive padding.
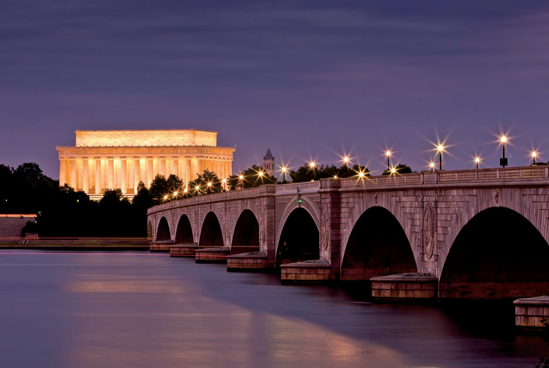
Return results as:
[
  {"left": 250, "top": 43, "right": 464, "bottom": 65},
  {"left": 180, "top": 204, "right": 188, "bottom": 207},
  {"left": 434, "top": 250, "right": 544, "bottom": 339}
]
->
[{"left": 147, "top": 166, "right": 549, "bottom": 299}]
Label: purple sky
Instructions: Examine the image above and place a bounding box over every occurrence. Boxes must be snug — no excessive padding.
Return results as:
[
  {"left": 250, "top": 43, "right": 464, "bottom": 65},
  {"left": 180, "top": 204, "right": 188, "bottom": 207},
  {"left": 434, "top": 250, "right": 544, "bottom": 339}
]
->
[{"left": 1, "top": 0, "right": 549, "bottom": 179}]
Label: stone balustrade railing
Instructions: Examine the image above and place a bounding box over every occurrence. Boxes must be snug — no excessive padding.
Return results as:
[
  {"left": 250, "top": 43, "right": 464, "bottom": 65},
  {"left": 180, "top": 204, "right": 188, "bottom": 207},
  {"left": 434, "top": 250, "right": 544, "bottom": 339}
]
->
[
  {"left": 148, "top": 166, "right": 549, "bottom": 215},
  {"left": 339, "top": 166, "right": 549, "bottom": 189}
]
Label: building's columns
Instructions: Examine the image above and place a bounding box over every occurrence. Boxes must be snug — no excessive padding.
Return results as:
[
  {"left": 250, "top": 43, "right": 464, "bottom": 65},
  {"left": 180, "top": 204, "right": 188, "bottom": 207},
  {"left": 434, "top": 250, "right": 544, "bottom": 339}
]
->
[
  {"left": 172, "top": 157, "right": 178, "bottom": 178},
  {"left": 107, "top": 158, "right": 114, "bottom": 189},
  {"left": 147, "top": 157, "right": 153, "bottom": 186},
  {"left": 121, "top": 158, "right": 127, "bottom": 194},
  {"left": 82, "top": 158, "right": 89, "bottom": 193},
  {"left": 185, "top": 158, "right": 192, "bottom": 185},
  {"left": 152, "top": 157, "right": 158, "bottom": 179},
  {"left": 191, "top": 157, "right": 198, "bottom": 180},
  {"left": 159, "top": 157, "right": 166, "bottom": 177},
  {"left": 134, "top": 157, "right": 140, "bottom": 193},
  {"left": 95, "top": 158, "right": 102, "bottom": 195},
  {"left": 69, "top": 159, "right": 77, "bottom": 189},
  {"left": 59, "top": 159, "right": 67, "bottom": 186},
  {"left": 127, "top": 159, "right": 133, "bottom": 194}
]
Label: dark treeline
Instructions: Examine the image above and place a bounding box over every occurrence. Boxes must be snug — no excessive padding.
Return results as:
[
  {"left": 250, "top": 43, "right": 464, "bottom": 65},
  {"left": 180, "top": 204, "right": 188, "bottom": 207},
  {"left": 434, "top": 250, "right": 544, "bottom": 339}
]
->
[{"left": 0, "top": 163, "right": 151, "bottom": 237}]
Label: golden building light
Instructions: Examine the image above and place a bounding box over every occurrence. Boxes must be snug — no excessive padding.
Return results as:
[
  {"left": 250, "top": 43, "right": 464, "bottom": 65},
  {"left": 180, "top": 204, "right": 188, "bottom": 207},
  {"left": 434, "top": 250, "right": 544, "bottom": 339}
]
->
[
  {"left": 164, "top": 195, "right": 168, "bottom": 200},
  {"left": 183, "top": 188, "right": 188, "bottom": 193},
  {"left": 173, "top": 191, "right": 177, "bottom": 196},
  {"left": 239, "top": 175, "right": 244, "bottom": 180}
]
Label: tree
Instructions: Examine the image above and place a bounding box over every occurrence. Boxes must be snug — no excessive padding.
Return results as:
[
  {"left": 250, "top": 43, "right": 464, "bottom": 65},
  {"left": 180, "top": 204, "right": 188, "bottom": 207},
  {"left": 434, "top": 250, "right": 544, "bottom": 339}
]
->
[
  {"left": 227, "top": 165, "right": 275, "bottom": 190},
  {"left": 149, "top": 174, "right": 184, "bottom": 204},
  {"left": 188, "top": 169, "right": 224, "bottom": 195},
  {"left": 14, "top": 162, "right": 44, "bottom": 181},
  {"left": 289, "top": 163, "right": 369, "bottom": 182},
  {"left": 382, "top": 164, "right": 412, "bottom": 175}
]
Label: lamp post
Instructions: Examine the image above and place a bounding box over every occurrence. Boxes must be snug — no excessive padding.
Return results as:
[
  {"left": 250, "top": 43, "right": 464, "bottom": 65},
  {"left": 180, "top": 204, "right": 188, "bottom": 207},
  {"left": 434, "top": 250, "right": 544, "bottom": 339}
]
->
[
  {"left": 239, "top": 175, "right": 244, "bottom": 190},
  {"left": 309, "top": 161, "right": 316, "bottom": 181},
  {"left": 222, "top": 179, "right": 227, "bottom": 191},
  {"left": 429, "top": 162, "right": 435, "bottom": 172},
  {"left": 500, "top": 135, "right": 508, "bottom": 167},
  {"left": 474, "top": 157, "right": 480, "bottom": 170},
  {"left": 385, "top": 150, "right": 391, "bottom": 171},
  {"left": 532, "top": 151, "right": 537, "bottom": 165},
  {"left": 437, "top": 145, "right": 444, "bottom": 170},
  {"left": 4, "top": 199, "right": 7, "bottom": 218},
  {"left": 281, "top": 166, "right": 288, "bottom": 182}
]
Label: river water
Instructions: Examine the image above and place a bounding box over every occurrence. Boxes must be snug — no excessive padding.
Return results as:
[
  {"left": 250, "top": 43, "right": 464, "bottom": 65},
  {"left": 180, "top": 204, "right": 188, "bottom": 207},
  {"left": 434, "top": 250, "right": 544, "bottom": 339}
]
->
[{"left": 0, "top": 250, "right": 545, "bottom": 368}]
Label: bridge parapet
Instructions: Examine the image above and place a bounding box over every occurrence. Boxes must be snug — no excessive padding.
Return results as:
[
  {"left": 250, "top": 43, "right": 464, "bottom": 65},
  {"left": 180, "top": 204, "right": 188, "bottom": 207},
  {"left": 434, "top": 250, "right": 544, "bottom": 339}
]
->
[{"left": 339, "top": 166, "right": 549, "bottom": 191}]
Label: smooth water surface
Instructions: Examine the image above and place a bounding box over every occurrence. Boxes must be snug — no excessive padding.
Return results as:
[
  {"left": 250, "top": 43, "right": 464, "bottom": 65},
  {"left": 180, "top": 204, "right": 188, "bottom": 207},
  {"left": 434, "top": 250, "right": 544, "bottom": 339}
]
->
[{"left": 0, "top": 250, "right": 545, "bottom": 368}]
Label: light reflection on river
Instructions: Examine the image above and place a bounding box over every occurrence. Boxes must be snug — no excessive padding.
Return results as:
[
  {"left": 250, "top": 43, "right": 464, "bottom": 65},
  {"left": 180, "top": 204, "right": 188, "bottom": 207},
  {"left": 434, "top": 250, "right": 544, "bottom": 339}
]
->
[{"left": 0, "top": 250, "right": 545, "bottom": 368}]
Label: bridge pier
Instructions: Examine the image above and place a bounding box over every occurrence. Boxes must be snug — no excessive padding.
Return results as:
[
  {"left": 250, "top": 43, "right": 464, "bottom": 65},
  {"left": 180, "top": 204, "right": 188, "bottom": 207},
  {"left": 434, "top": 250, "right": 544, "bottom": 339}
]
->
[
  {"left": 514, "top": 296, "right": 549, "bottom": 330},
  {"left": 150, "top": 240, "right": 173, "bottom": 252},
  {"left": 371, "top": 273, "right": 438, "bottom": 301},
  {"left": 227, "top": 251, "right": 269, "bottom": 272},
  {"left": 170, "top": 243, "right": 199, "bottom": 257},
  {"left": 195, "top": 247, "right": 230, "bottom": 263},
  {"left": 280, "top": 260, "right": 332, "bottom": 284}
]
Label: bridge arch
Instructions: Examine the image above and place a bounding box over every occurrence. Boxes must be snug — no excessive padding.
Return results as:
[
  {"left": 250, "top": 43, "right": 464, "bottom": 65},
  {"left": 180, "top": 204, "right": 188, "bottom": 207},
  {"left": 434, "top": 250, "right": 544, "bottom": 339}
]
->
[
  {"left": 276, "top": 207, "right": 320, "bottom": 266},
  {"left": 440, "top": 207, "right": 549, "bottom": 299},
  {"left": 231, "top": 209, "right": 260, "bottom": 254},
  {"left": 156, "top": 217, "right": 171, "bottom": 241},
  {"left": 175, "top": 214, "right": 194, "bottom": 244},
  {"left": 199, "top": 211, "right": 224, "bottom": 246},
  {"left": 341, "top": 206, "right": 417, "bottom": 281},
  {"left": 275, "top": 195, "right": 320, "bottom": 251},
  {"left": 341, "top": 196, "right": 415, "bottom": 269}
]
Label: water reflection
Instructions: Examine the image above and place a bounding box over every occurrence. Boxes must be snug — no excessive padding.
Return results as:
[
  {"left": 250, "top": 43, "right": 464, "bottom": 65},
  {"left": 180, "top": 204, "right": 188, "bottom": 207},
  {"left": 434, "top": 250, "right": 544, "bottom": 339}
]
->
[{"left": 0, "top": 250, "right": 545, "bottom": 368}]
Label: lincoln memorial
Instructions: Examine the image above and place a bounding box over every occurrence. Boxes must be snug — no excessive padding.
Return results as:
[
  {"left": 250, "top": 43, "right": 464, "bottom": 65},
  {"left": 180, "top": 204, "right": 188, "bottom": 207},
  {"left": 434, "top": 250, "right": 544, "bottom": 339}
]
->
[{"left": 57, "top": 129, "right": 235, "bottom": 199}]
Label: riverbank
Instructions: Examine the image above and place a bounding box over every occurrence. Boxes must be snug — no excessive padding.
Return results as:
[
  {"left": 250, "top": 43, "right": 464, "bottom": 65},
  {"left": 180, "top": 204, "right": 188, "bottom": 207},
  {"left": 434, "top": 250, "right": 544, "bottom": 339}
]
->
[{"left": 0, "top": 237, "right": 150, "bottom": 250}]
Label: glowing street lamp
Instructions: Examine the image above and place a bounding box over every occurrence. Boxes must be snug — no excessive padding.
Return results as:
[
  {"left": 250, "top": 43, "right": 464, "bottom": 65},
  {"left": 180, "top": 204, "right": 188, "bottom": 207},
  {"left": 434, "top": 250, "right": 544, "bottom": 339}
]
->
[
  {"left": 164, "top": 195, "right": 168, "bottom": 200},
  {"left": 358, "top": 171, "right": 365, "bottom": 178},
  {"left": 429, "top": 162, "right": 435, "bottom": 172},
  {"left": 239, "top": 175, "right": 244, "bottom": 180},
  {"left": 343, "top": 156, "right": 349, "bottom": 165},
  {"left": 500, "top": 135, "right": 508, "bottom": 167},
  {"left": 258, "top": 171, "right": 264, "bottom": 177},
  {"left": 207, "top": 182, "right": 212, "bottom": 187},
  {"left": 173, "top": 191, "right": 178, "bottom": 197},
  {"left": 385, "top": 150, "right": 392, "bottom": 170},
  {"left": 390, "top": 167, "right": 396, "bottom": 175},
  {"left": 183, "top": 188, "right": 188, "bottom": 194},
  {"left": 474, "top": 156, "right": 481, "bottom": 170},
  {"left": 222, "top": 178, "right": 227, "bottom": 191},
  {"left": 532, "top": 151, "right": 537, "bottom": 165},
  {"left": 309, "top": 161, "right": 316, "bottom": 168}
]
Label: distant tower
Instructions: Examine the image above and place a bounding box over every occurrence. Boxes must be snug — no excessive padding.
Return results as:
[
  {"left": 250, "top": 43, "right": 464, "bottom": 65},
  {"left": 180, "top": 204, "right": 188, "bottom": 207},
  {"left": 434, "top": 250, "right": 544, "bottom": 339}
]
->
[{"left": 263, "top": 148, "right": 275, "bottom": 177}]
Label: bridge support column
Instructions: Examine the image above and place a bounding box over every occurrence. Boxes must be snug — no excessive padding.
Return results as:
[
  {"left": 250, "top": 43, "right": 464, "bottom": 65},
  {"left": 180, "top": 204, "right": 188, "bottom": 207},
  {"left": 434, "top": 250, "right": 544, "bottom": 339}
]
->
[
  {"left": 280, "top": 259, "right": 331, "bottom": 284},
  {"left": 150, "top": 240, "right": 174, "bottom": 252},
  {"left": 514, "top": 296, "right": 549, "bottom": 330},
  {"left": 195, "top": 247, "right": 230, "bottom": 263},
  {"left": 320, "top": 178, "right": 341, "bottom": 281},
  {"left": 371, "top": 273, "right": 438, "bottom": 301},
  {"left": 170, "top": 243, "right": 199, "bottom": 257},
  {"left": 260, "top": 185, "right": 277, "bottom": 268},
  {"left": 227, "top": 251, "right": 269, "bottom": 272}
]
